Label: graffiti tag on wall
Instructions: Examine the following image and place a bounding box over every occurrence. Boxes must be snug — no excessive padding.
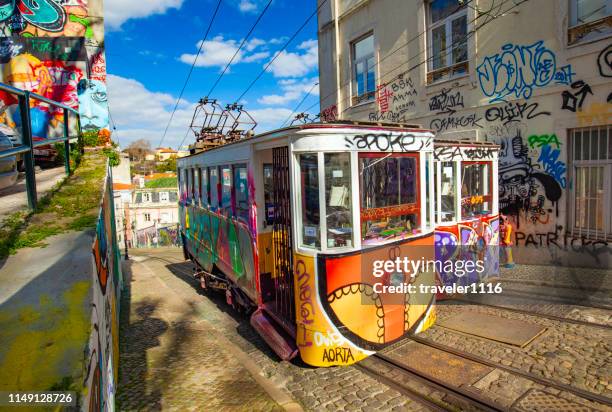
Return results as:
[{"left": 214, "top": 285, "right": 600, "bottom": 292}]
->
[
  {"left": 369, "top": 74, "right": 417, "bottom": 123},
  {"left": 477, "top": 41, "right": 574, "bottom": 103}
]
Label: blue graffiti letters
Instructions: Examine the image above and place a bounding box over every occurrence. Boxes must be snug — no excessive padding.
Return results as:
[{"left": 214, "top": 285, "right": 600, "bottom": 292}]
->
[
  {"left": 538, "top": 144, "right": 566, "bottom": 188},
  {"left": 477, "top": 41, "right": 574, "bottom": 103}
]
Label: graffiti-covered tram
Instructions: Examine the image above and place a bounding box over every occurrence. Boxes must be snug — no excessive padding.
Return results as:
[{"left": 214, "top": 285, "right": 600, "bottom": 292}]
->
[
  {"left": 433, "top": 141, "right": 500, "bottom": 293},
  {"left": 177, "top": 122, "right": 439, "bottom": 367}
]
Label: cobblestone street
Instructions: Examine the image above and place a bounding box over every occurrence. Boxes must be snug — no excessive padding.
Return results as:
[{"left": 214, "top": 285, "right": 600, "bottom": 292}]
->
[
  {"left": 117, "top": 248, "right": 430, "bottom": 411},
  {"left": 116, "top": 249, "right": 612, "bottom": 411}
]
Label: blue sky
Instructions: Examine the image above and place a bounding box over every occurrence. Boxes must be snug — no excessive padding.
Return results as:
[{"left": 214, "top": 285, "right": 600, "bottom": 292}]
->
[{"left": 104, "top": 0, "right": 320, "bottom": 149}]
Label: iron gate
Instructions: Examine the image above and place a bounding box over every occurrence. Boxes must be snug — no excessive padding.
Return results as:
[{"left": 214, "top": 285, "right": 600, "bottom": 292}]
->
[{"left": 272, "top": 146, "right": 295, "bottom": 324}]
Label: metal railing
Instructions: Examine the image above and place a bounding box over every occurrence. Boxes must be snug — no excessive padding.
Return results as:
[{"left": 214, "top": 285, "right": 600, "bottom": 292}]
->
[{"left": 0, "top": 82, "right": 82, "bottom": 210}]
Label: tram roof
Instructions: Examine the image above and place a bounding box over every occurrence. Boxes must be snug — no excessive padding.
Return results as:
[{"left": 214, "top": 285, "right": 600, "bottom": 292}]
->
[
  {"left": 179, "top": 121, "right": 500, "bottom": 161},
  {"left": 180, "top": 120, "right": 434, "bottom": 159}
]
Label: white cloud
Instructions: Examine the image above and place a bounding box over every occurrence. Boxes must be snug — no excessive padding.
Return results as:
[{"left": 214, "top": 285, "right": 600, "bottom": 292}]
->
[
  {"left": 106, "top": 74, "right": 300, "bottom": 147},
  {"left": 238, "top": 0, "right": 258, "bottom": 12},
  {"left": 267, "top": 39, "right": 318, "bottom": 77},
  {"left": 242, "top": 51, "right": 270, "bottom": 63},
  {"left": 179, "top": 36, "right": 242, "bottom": 68},
  {"left": 105, "top": 0, "right": 184, "bottom": 30},
  {"left": 179, "top": 36, "right": 272, "bottom": 68},
  {"left": 258, "top": 77, "right": 319, "bottom": 105},
  {"left": 107, "top": 74, "right": 197, "bottom": 149}
]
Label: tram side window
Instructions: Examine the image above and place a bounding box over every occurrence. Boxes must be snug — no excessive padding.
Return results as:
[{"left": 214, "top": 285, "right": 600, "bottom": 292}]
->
[
  {"left": 461, "top": 162, "right": 491, "bottom": 218},
  {"left": 201, "top": 167, "right": 209, "bottom": 206},
  {"left": 209, "top": 167, "right": 220, "bottom": 210},
  {"left": 263, "top": 164, "right": 274, "bottom": 226},
  {"left": 179, "top": 168, "right": 186, "bottom": 200},
  {"left": 220, "top": 166, "right": 232, "bottom": 215},
  {"left": 234, "top": 165, "right": 249, "bottom": 223},
  {"left": 190, "top": 168, "right": 196, "bottom": 201},
  {"left": 325, "top": 153, "right": 353, "bottom": 248},
  {"left": 194, "top": 168, "right": 200, "bottom": 203},
  {"left": 440, "top": 161, "right": 456, "bottom": 222},
  {"left": 299, "top": 154, "right": 320, "bottom": 248},
  {"left": 360, "top": 155, "right": 420, "bottom": 245},
  {"left": 186, "top": 169, "right": 193, "bottom": 202}
]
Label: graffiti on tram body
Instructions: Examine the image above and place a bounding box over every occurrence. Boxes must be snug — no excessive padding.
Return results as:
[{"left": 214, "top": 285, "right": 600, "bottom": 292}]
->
[
  {"left": 484, "top": 101, "right": 551, "bottom": 124},
  {"left": 322, "top": 347, "right": 355, "bottom": 363},
  {"left": 561, "top": 80, "right": 593, "bottom": 112},
  {"left": 477, "top": 41, "right": 575, "bottom": 103},
  {"left": 296, "top": 260, "right": 315, "bottom": 348},
  {"left": 429, "top": 88, "right": 464, "bottom": 114},
  {"left": 345, "top": 133, "right": 432, "bottom": 152},
  {"left": 434, "top": 145, "right": 496, "bottom": 162}
]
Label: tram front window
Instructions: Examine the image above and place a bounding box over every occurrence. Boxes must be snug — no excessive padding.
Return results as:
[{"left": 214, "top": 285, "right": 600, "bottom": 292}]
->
[
  {"left": 300, "top": 154, "right": 320, "bottom": 248},
  {"left": 325, "top": 153, "right": 353, "bottom": 248},
  {"left": 360, "top": 154, "right": 420, "bottom": 245},
  {"left": 461, "top": 162, "right": 491, "bottom": 218},
  {"left": 440, "top": 161, "right": 456, "bottom": 222}
]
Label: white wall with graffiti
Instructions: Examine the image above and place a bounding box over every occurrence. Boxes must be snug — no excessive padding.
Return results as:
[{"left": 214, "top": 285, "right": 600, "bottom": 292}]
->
[
  {"left": 317, "top": 0, "right": 612, "bottom": 267},
  {"left": 0, "top": 0, "right": 109, "bottom": 142}
]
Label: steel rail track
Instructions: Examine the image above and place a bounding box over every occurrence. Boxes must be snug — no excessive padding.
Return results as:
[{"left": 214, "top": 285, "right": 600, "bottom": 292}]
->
[
  {"left": 410, "top": 336, "right": 612, "bottom": 408},
  {"left": 451, "top": 297, "right": 612, "bottom": 329},
  {"left": 356, "top": 353, "right": 506, "bottom": 412},
  {"left": 357, "top": 354, "right": 505, "bottom": 412}
]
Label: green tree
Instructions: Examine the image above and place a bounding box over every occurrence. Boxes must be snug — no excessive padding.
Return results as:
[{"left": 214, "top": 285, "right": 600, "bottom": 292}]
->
[{"left": 155, "top": 157, "right": 177, "bottom": 173}]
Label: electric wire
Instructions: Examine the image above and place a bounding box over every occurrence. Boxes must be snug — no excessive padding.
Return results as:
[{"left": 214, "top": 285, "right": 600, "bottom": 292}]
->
[
  {"left": 157, "top": 0, "right": 223, "bottom": 149},
  {"left": 206, "top": 0, "right": 273, "bottom": 98},
  {"left": 279, "top": 81, "right": 319, "bottom": 128},
  {"left": 233, "top": 0, "right": 329, "bottom": 103}
]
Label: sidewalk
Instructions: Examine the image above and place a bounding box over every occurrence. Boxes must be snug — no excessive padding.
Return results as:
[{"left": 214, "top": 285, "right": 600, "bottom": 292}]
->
[{"left": 117, "top": 250, "right": 298, "bottom": 411}]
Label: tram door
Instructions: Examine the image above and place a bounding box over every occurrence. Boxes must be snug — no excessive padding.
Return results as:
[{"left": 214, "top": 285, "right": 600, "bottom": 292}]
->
[{"left": 271, "top": 146, "right": 295, "bottom": 325}]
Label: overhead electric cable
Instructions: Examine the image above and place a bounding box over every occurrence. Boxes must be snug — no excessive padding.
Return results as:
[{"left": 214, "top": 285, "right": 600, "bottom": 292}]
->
[
  {"left": 234, "top": 0, "right": 329, "bottom": 103},
  {"left": 158, "top": 0, "right": 223, "bottom": 149},
  {"left": 206, "top": 0, "right": 274, "bottom": 98},
  {"left": 279, "top": 81, "right": 319, "bottom": 128}
]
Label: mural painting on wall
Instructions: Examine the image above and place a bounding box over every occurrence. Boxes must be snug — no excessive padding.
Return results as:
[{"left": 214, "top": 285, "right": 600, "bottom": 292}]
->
[
  {"left": 486, "top": 123, "right": 563, "bottom": 229},
  {"left": 0, "top": 36, "right": 109, "bottom": 142},
  {"left": 369, "top": 73, "right": 418, "bottom": 123},
  {"left": 0, "top": 0, "right": 94, "bottom": 38},
  {"left": 477, "top": 40, "right": 575, "bottom": 103},
  {"left": 84, "top": 166, "right": 122, "bottom": 411}
]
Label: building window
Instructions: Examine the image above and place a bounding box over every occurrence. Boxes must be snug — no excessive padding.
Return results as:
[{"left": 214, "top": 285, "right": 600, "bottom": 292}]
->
[
  {"left": 160, "top": 212, "right": 170, "bottom": 223},
  {"left": 427, "top": 0, "right": 468, "bottom": 83},
  {"left": 160, "top": 192, "right": 169, "bottom": 202},
  {"left": 568, "top": 0, "right": 611, "bottom": 44},
  {"left": 351, "top": 33, "right": 376, "bottom": 105},
  {"left": 143, "top": 192, "right": 151, "bottom": 203},
  {"left": 571, "top": 126, "right": 611, "bottom": 239},
  {"left": 144, "top": 213, "right": 151, "bottom": 222}
]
